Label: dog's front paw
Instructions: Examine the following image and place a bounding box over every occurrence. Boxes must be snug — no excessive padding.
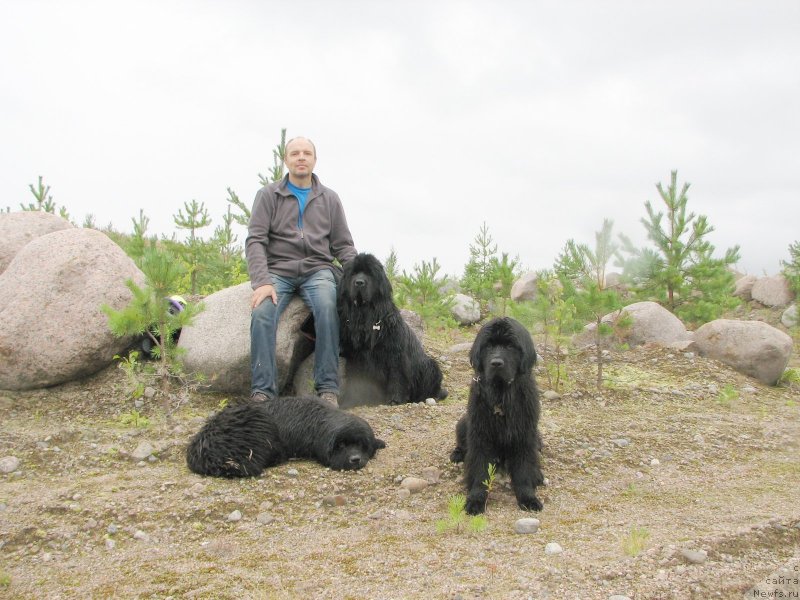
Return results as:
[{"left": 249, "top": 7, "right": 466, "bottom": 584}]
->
[
  {"left": 517, "top": 495, "right": 543, "bottom": 512},
  {"left": 449, "top": 447, "right": 464, "bottom": 463},
  {"left": 465, "top": 493, "right": 487, "bottom": 515}
]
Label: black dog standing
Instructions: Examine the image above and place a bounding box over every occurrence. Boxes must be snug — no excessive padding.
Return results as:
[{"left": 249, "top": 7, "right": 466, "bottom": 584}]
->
[{"left": 451, "top": 317, "right": 544, "bottom": 515}]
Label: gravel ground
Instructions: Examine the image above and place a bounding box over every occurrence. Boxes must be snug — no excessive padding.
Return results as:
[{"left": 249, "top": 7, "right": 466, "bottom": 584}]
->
[{"left": 1, "top": 327, "right": 799, "bottom": 599}]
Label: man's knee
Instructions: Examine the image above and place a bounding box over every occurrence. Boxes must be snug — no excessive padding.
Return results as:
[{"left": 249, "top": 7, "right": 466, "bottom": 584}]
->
[{"left": 251, "top": 300, "right": 277, "bottom": 329}]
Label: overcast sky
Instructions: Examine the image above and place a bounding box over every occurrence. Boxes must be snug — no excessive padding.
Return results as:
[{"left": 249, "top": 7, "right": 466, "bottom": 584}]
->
[{"left": 2, "top": 1, "right": 798, "bottom": 278}]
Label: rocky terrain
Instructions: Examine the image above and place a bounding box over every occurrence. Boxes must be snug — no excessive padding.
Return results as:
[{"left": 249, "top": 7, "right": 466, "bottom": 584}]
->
[{"left": 1, "top": 324, "right": 799, "bottom": 599}]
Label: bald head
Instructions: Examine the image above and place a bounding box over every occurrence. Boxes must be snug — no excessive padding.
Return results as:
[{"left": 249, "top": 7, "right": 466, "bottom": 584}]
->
[{"left": 285, "top": 136, "right": 316, "bottom": 158}]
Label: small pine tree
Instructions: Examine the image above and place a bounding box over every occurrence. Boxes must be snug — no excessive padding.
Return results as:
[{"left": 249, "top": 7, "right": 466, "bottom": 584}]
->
[
  {"left": 619, "top": 171, "right": 740, "bottom": 324},
  {"left": 259, "top": 127, "right": 288, "bottom": 186},
  {"left": 102, "top": 248, "right": 202, "bottom": 386},
  {"left": 384, "top": 247, "right": 400, "bottom": 294},
  {"left": 461, "top": 222, "right": 498, "bottom": 317},
  {"left": 781, "top": 241, "right": 800, "bottom": 296},
  {"left": 127, "top": 209, "right": 151, "bottom": 266},
  {"left": 173, "top": 199, "right": 212, "bottom": 295},
  {"left": 208, "top": 206, "right": 248, "bottom": 290},
  {"left": 527, "top": 270, "right": 577, "bottom": 392},
  {"left": 225, "top": 187, "right": 251, "bottom": 227},
  {"left": 21, "top": 175, "right": 71, "bottom": 221},
  {"left": 396, "top": 258, "right": 454, "bottom": 328},
  {"left": 489, "top": 252, "right": 519, "bottom": 316},
  {"left": 557, "top": 219, "right": 625, "bottom": 388}
]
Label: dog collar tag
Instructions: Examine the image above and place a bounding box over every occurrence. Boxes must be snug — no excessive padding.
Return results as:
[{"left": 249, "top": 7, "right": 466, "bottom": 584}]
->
[{"left": 372, "top": 321, "right": 381, "bottom": 331}]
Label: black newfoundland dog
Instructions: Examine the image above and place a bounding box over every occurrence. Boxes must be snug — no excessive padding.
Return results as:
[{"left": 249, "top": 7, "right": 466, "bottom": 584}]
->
[
  {"left": 450, "top": 317, "right": 544, "bottom": 515},
  {"left": 186, "top": 396, "right": 386, "bottom": 478},
  {"left": 338, "top": 253, "right": 447, "bottom": 407}
]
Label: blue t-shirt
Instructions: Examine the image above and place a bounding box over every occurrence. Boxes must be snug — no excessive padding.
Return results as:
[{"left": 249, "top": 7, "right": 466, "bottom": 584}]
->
[{"left": 286, "top": 180, "right": 311, "bottom": 228}]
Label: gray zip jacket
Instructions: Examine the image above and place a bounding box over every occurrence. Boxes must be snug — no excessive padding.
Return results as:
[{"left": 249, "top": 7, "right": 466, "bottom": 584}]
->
[{"left": 245, "top": 173, "right": 357, "bottom": 289}]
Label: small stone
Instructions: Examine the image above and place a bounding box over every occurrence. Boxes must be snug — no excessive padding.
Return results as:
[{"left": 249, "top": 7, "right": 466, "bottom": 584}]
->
[
  {"left": 397, "top": 488, "right": 411, "bottom": 500},
  {"left": 144, "top": 386, "right": 156, "bottom": 399},
  {"left": 256, "top": 513, "right": 274, "bottom": 525},
  {"left": 421, "top": 467, "right": 441, "bottom": 484},
  {"left": 425, "top": 397, "right": 437, "bottom": 406},
  {"left": 680, "top": 548, "right": 707, "bottom": 564},
  {"left": 133, "top": 530, "right": 149, "bottom": 541},
  {"left": 0, "top": 456, "right": 20, "bottom": 473},
  {"left": 543, "top": 390, "right": 561, "bottom": 401},
  {"left": 400, "top": 477, "right": 429, "bottom": 493},
  {"left": 105, "top": 538, "right": 116, "bottom": 550},
  {"left": 322, "top": 495, "right": 346, "bottom": 507},
  {"left": 227, "top": 510, "right": 243, "bottom": 522},
  {"left": 514, "top": 518, "right": 540, "bottom": 534},
  {"left": 544, "top": 542, "right": 563, "bottom": 555},
  {"left": 611, "top": 439, "right": 630, "bottom": 448},
  {"left": 287, "top": 468, "right": 299, "bottom": 477},
  {"left": 107, "top": 523, "right": 119, "bottom": 535},
  {"left": 131, "top": 442, "right": 154, "bottom": 461},
  {"left": 650, "top": 458, "right": 660, "bottom": 466},
  {"left": 85, "top": 518, "right": 98, "bottom": 530}
]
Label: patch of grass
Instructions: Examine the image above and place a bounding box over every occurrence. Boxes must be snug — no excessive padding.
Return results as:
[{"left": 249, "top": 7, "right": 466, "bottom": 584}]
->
[
  {"left": 0, "top": 571, "right": 10, "bottom": 588},
  {"left": 622, "top": 526, "right": 650, "bottom": 557},
  {"left": 118, "top": 410, "right": 150, "bottom": 428},
  {"left": 620, "top": 483, "right": 641, "bottom": 498},
  {"left": 716, "top": 384, "right": 739, "bottom": 407}
]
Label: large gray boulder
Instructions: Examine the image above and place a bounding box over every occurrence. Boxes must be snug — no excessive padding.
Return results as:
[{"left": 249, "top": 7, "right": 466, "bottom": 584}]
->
[
  {"left": 450, "top": 293, "right": 480, "bottom": 325},
  {"left": 0, "top": 228, "right": 143, "bottom": 390},
  {"left": 781, "top": 304, "right": 797, "bottom": 329},
  {"left": 511, "top": 272, "right": 538, "bottom": 302},
  {"left": 0, "top": 211, "right": 74, "bottom": 274},
  {"left": 751, "top": 276, "right": 795, "bottom": 307},
  {"left": 733, "top": 274, "right": 758, "bottom": 301},
  {"left": 575, "top": 301, "right": 690, "bottom": 349},
  {"left": 618, "top": 302, "right": 691, "bottom": 347},
  {"left": 693, "top": 319, "right": 793, "bottom": 385},
  {"left": 179, "top": 284, "right": 313, "bottom": 394}
]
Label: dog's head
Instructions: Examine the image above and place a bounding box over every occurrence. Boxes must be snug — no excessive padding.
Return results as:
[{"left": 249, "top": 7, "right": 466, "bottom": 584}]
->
[
  {"left": 470, "top": 317, "right": 537, "bottom": 385},
  {"left": 341, "top": 253, "right": 392, "bottom": 307},
  {"left": 327, "top": 422, "right": 386, "bottom": 471}
]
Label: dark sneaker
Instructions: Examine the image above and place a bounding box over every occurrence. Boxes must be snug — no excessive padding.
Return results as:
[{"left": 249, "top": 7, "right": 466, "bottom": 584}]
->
[
  {"left": 249, "top": 391, "right": 269, "bottom": 403},
  {"left": 318, "top": 392, "right": 339, "bottom": 408}
]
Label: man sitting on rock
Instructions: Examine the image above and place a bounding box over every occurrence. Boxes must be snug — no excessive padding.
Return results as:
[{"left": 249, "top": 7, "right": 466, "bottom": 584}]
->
[{"left": 245, "top": 136, "right": 356, "bottom": 407}]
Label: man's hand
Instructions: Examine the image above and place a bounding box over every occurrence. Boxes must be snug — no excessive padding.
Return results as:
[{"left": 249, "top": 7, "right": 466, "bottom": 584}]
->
[{"left": 252, "top": 284, "right": 277, "bottom": 309}]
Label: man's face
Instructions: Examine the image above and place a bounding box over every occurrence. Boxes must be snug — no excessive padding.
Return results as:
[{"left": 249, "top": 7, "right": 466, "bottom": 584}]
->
[{"left": 284, "top": 138, "right": 316, "bottom": 179}]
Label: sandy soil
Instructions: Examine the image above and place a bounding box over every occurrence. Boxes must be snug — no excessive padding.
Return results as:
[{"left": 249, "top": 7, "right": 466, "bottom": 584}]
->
[{"left": 1, "top": 325, "right": 799, "bottom": 600}]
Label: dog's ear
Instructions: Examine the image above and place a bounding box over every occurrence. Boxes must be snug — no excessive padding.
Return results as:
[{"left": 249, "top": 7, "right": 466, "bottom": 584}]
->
[
  {"left": 511, "top": 319, "right": 537, "bottom": 373},
  {"left": 374, "top": 438, "right": 386, "bottom": 449},
  {"left": 469, "top": 320, "right": 494, "bottom": 370}
]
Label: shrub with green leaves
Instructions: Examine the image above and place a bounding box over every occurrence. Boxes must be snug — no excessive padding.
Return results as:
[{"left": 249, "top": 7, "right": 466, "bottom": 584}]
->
[{"left": 396, "top": 258, "right": 455, "bottom": 328}]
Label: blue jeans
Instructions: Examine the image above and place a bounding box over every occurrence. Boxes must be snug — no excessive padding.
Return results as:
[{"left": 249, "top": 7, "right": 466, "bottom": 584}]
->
[{"left": 250, "top": 269, "right": 339, "bottom": 399}]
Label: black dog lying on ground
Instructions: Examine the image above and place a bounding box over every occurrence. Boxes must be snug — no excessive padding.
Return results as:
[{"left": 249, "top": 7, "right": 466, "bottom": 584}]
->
[
  {"left": 338, "top": 253, "right": 448, "bottom": 407},
  {"left": 450, "top": 317, "right": 544, "bottom": 515},
  {"left": 186, "top": 396, "right": 386, "bottom": 478}
]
